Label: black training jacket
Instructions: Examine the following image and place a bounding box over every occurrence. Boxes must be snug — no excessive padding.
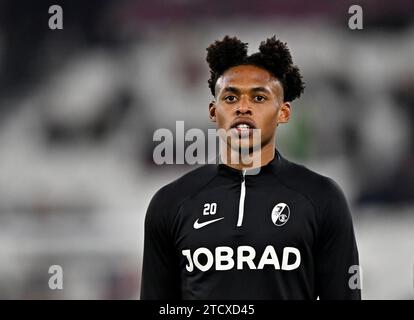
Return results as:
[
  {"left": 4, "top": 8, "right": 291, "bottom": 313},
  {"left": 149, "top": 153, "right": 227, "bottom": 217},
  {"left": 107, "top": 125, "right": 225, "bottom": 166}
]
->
[{"left": 140, "top": 150, "right": 361, "bottom": 300}]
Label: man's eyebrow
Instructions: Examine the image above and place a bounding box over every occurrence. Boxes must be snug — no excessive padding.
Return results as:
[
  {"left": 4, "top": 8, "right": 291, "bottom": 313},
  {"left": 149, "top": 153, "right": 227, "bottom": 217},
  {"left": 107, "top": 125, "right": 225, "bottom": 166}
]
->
[
  {"left": 221, "top": 86, "right": 272, "bottom": 95},
  {"left": 222, "top": 86, "right": 240, "bottom": 94},
  {"left": 251, "top": 87, "right": 271, "bottom": 95}
]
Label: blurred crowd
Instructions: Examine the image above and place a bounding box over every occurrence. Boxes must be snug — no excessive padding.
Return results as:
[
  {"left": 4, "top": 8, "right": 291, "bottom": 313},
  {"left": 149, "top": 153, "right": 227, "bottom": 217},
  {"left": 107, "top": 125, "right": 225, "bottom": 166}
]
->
[{"left": 0, "top": 0, "right": 412, "bottom": 299}]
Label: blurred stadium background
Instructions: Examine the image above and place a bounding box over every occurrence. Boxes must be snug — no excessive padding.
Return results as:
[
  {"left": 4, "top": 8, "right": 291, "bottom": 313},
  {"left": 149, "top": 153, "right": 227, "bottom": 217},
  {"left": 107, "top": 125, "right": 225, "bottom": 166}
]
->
[{"left": 0, "top": 0, "right": 413, "bottom": 299}]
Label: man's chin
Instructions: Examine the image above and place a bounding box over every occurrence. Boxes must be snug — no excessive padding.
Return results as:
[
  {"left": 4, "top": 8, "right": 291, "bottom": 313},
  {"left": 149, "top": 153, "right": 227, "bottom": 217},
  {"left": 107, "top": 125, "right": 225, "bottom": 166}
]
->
[
  {"left": 227, "top": 138, "right": 261, "bottom": 153},
  {"left": 219, "top": 128, "right": 263, "bottom": 155}
]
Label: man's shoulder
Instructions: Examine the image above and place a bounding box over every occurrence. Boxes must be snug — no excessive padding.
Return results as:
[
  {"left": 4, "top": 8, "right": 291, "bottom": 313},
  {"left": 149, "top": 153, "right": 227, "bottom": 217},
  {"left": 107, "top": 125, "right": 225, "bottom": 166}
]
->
[
  {"left": 277, "top": 156, "right": 346, "bottom": 208},
  {"left": 151, "top": 164, "right": 218, "bottom": 205}
]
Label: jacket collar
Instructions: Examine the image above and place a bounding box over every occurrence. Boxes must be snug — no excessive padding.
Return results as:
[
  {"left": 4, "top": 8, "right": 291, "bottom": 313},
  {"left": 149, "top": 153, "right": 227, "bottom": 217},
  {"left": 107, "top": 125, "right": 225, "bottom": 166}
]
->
[{"left": 217, "top": 149, "right": 283, "bottom": 178}]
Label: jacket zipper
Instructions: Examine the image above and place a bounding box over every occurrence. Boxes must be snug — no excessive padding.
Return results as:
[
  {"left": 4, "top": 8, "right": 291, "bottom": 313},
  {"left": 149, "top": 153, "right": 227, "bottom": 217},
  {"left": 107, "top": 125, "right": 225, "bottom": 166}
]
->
[{"left": 237, "top": 170, "right": 246, "bottom": 227}]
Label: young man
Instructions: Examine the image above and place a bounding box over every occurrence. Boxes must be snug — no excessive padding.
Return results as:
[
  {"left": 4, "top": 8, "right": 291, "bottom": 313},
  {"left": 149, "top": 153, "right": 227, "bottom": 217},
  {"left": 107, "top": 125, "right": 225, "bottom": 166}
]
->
[{"left": 140, "top": 36, "right": 361, "bottom": 300}]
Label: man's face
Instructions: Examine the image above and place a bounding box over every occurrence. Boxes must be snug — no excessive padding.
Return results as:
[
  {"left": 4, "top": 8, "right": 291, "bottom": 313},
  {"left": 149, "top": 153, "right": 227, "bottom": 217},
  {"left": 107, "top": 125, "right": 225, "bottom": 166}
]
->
[{"left": 209, "top": 64, "right": 291, "bottom": 152}]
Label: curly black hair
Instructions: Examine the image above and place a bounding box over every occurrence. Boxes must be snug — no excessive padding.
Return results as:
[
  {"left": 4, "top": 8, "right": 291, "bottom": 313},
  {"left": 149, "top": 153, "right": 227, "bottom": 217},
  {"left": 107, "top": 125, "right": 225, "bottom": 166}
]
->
[{"left": 206, "top": 35, "right": 305, "bottom": 102}]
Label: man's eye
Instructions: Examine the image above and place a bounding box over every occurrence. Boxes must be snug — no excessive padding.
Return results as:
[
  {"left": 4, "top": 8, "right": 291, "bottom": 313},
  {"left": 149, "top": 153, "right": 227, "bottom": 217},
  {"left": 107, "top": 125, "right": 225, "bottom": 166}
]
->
[
  {"left": 224, "top": 96, "right": 237, "bottom": 103},
  {"left": 254, "top": 95, "right": 266, "bottom": 102}
]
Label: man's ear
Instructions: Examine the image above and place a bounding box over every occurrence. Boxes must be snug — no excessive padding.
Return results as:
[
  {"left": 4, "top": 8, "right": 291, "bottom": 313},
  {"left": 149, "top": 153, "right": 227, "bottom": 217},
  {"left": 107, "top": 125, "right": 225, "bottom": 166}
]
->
[
  {"left": 209, "top": 100, "right": 217, "bottom": 122},
  {"left": 276, "top": 102, "right": 291, "bottom": 125}
]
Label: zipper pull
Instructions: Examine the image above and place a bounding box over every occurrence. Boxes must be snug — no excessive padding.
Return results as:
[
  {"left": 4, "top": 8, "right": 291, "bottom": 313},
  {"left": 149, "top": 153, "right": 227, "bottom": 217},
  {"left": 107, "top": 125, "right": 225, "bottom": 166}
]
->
[{"left": 237, "top": 169, "right": 247, "bottom": 227}]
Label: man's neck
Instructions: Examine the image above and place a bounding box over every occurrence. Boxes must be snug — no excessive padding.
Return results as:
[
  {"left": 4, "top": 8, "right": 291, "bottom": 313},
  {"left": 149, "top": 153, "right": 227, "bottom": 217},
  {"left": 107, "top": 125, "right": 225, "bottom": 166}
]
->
[{"left": 220, "top": 143, "right": 275, "bottom": 171}]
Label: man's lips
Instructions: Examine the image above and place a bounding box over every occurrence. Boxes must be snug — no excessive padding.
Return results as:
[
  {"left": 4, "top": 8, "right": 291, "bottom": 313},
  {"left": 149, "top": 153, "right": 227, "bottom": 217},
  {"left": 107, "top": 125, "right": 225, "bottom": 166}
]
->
[
  {"left": 229, "top": 119, "right": 258, "bottom": 137},
  {"left": 230, "top": 118, "right": 257, "bottom": 130}
]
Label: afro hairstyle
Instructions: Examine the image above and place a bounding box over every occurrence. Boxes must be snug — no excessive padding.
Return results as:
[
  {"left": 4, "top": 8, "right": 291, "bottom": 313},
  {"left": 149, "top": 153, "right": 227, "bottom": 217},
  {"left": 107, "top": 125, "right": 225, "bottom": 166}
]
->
[{"left": 206, "top": 35, "right": 305, "bottom": 102}]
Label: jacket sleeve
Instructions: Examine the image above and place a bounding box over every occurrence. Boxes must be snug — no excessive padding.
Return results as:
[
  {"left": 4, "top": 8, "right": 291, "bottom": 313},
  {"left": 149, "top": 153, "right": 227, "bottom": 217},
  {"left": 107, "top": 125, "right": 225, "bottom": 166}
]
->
[
  {"left": 140, "top": 187, "right": 182, "bottom": 300},
  {"left": 315, "top": 180, "right": 362, "bottom": 300}
]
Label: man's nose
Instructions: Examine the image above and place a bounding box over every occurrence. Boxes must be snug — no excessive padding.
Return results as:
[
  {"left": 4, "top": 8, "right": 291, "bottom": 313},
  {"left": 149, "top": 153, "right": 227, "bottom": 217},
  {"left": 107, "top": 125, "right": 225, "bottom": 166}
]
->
[{"left": 236, "top": 98, "right": 252, "bottom": 115}]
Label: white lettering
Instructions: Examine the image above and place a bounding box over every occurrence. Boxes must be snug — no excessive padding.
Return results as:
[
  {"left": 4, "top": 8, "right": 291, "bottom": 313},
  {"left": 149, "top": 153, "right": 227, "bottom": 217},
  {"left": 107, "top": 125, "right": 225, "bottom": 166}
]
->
[
  {"left": 182, "top": 249, "right": 194, "bottom": 272},
  {"left": 257, "top": 245, "right": 280, "bottom": 269},
  {"left": 182, "top": 245, "right": 301, "bottom": 272},
  {"left": 193, "top": 247, "right": 214, "bottom": 272},
  {"left": 237, "top": 246, "right": 256, "bottom": 270},
  {"left": 215, "top": 246, "right": 234, "bottom": 271},
  {"left": 281, "top": 247, "right": 301, "bottom": 270}
]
